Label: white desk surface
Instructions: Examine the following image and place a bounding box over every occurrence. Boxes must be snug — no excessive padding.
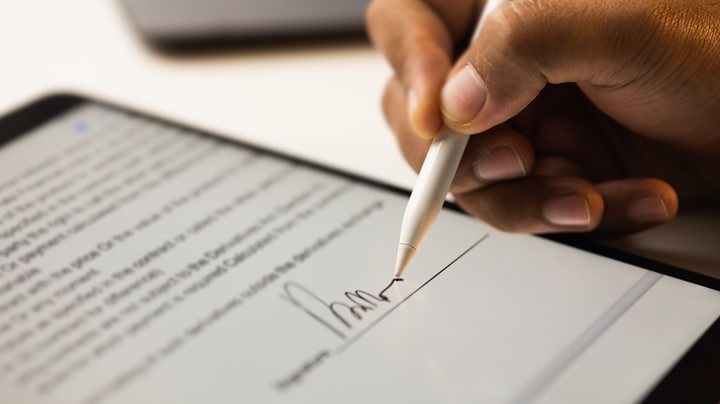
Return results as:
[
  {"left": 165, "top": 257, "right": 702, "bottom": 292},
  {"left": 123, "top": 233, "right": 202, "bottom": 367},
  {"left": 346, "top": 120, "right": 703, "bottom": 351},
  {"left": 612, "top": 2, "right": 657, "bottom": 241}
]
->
[{"left": 1, "top": 0, "right": 718, "bottom": 279}]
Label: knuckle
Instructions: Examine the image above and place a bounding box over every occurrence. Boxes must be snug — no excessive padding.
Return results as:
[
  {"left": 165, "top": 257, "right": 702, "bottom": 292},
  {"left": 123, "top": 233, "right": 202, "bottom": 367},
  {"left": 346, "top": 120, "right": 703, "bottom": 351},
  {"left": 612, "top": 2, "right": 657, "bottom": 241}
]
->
[
  {"left": 469, "top": 1, "right": 555, "bottom": 83},
  {"left": 492, "top": 1, "right": 543, "bottom": 52},
  {"left": 497, "top": 1, "right": 571, "bottom": 74}
]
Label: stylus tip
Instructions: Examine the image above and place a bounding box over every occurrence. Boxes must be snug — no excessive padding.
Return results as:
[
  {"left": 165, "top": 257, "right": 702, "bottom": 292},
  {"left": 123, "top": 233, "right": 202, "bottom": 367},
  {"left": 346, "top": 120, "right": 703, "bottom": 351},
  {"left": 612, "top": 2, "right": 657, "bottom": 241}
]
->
[{"left": 394, "top": 243, "right": 416, "bottom": 278}]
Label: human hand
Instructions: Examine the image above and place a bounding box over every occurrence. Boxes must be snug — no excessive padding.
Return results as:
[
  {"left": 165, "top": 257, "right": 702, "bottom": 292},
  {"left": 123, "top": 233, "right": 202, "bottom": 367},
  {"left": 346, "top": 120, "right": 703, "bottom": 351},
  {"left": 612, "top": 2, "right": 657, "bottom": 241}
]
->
[{"left": 367, "top": 0, "right": 720, "bottom": 235}]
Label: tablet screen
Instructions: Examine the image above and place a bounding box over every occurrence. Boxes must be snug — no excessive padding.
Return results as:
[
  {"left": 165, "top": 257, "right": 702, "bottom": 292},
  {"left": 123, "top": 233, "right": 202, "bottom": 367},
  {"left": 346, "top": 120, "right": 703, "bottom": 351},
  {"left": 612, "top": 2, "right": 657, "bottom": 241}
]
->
[{"left": 0, "top": 100, "right": 718, "bottom": 403}]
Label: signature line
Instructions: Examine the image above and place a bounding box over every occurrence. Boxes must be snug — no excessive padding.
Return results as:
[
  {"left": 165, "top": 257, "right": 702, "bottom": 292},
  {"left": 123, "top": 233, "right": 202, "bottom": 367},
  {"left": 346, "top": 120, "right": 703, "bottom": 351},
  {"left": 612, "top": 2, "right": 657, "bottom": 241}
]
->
[{"left": 335, "top": 234, "right": 490, "bottom": 354}]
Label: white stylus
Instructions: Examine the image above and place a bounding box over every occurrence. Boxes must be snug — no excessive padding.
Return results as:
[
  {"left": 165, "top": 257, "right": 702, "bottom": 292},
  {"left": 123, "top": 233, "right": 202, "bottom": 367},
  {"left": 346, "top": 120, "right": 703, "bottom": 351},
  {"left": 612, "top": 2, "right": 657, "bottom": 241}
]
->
[{"left": 393, "top": 0, "right": 505, "bottom": 278}]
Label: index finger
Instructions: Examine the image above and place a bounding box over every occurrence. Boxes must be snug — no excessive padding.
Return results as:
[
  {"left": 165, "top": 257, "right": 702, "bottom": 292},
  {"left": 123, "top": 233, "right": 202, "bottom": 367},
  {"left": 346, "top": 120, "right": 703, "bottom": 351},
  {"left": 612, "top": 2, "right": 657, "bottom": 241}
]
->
[{"left": 366, "top": 0, "right": 479, "bottom": 138}]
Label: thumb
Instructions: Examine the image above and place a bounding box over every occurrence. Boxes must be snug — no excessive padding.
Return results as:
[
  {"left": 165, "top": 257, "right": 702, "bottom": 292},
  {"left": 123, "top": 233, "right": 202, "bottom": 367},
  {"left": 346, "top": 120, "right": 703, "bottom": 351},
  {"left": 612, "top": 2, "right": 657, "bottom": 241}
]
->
[{"left": 440, "top": 0, "right": 654, "bottom": 134}]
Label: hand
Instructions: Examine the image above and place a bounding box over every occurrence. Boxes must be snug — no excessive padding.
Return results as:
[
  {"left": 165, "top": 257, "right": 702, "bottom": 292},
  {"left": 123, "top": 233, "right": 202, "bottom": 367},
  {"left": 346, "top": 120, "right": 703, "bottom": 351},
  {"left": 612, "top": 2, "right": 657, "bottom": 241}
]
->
[{"left": 367, "top": 0, "right": 720, "bottom": 235}]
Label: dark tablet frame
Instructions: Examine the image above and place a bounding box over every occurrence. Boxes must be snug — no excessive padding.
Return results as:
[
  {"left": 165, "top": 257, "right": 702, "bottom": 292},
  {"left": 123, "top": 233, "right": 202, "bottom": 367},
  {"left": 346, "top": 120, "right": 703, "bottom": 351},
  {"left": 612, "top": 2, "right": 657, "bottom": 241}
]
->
[{"left": 1, "top": 93, "right": 718, "bottom": 403}]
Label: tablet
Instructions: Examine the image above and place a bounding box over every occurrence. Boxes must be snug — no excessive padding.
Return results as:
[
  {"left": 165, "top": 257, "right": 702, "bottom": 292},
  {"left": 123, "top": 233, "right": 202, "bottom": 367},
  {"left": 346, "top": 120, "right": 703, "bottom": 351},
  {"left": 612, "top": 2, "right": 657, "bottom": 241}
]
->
[
  {"left": 0, "top": 94, "right": 718, "bottom": 404},
  {"left": 119, "top": 0, "right": 369, "bottom": 50}
]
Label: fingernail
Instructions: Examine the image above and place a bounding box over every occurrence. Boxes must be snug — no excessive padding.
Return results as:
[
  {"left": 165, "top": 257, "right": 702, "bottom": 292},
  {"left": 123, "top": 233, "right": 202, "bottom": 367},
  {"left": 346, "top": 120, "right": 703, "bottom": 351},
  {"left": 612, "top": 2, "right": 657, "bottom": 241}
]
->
[
  {"left": 542, "top": 195, "right": 591, "bottom": 227},
  {"left": 627, "top": 196, "right": 668, "bottom": 223},
  {"left": 441, "top": 64, "right": 487, "bottom": 124},
  {"left": 473, "top": 145, "right": 527, "bottom": 182}
]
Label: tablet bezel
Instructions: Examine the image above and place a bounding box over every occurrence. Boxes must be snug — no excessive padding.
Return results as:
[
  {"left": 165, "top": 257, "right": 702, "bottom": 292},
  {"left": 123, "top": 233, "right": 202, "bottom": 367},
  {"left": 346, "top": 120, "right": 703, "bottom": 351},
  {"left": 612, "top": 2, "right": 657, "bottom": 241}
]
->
[{"left": 1, "top": 93, "right": 718, "bottom": 403}]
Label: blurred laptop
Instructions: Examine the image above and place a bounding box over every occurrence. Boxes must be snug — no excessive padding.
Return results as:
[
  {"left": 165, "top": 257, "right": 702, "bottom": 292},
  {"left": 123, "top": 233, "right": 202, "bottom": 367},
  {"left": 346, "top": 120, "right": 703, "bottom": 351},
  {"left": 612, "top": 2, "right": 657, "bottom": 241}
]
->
[{"left": 120, "top": 0, "right": 370, "bottom": 49}]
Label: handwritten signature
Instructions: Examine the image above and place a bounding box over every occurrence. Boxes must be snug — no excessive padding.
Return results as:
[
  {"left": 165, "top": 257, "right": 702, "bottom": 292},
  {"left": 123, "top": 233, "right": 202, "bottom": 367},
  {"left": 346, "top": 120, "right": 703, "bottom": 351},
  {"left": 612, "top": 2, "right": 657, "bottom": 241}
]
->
[{"left": 280, "top": 278, "right": 403, "bottom": 339}]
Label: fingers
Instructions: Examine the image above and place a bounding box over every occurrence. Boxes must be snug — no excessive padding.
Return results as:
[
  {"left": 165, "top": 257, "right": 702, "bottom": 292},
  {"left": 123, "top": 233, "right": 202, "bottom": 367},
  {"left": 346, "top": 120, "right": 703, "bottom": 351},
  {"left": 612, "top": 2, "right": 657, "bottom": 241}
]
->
[
  {"left": 382, "top": 77, "right": 432, "bottom": 171},
  {"left": 454, "top": 176, "right": 603, "bottom": 233},
  {"left": 366, "top": 0, "right": 476, "bottom": 138},
  {"left": 453, "top": 176, "right": 678, "bottom": 235},
  {"left": 440, "top": 0, "right": 659, "bottom": 134},
  {"left": 384, "top": 75, "right": 533, "bottom": 194},
  {"left": 595, "top": 178, "right": 678, "bottom": 236},
  {"left": 449, "top": 126, "right": 534, "bottom": 194},
  {"left": 516, "top": 84, "right": 624, "bottom": 181},
  {"left": 386, "top": 75, "right": 678, "bottom": 235}
]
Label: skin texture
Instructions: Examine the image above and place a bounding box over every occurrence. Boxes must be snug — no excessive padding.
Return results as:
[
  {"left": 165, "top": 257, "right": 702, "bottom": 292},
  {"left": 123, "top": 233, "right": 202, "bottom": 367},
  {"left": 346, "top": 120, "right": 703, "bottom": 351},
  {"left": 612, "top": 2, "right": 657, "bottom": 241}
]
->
[{"left": 366, "top": 0, "right": 720, "bottom": 236}]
